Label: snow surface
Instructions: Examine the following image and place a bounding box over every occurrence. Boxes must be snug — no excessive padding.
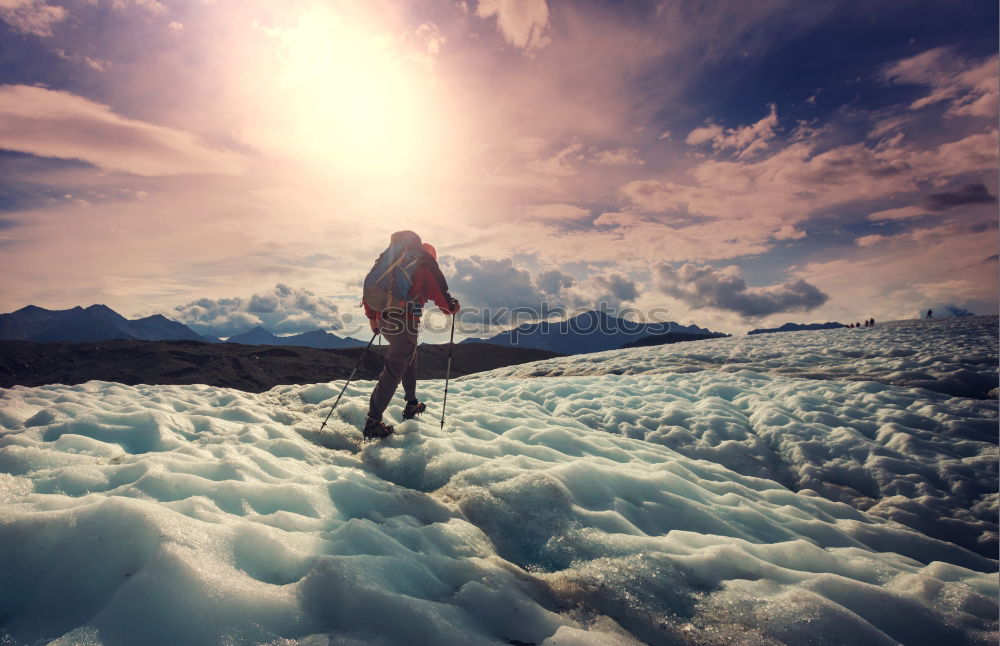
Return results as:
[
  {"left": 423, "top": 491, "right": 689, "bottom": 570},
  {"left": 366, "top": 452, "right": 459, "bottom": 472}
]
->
[
  {"left": 476, "top": 316, "right": 999, "bottom": 400},
  {"left": 0, "top": 316, "right": 997, "bottom": 645}
]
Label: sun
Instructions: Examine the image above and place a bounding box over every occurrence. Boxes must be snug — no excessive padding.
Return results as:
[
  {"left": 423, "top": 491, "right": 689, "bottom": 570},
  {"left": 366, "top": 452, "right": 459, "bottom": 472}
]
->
[{"left": 248, "top": 5, "right": 451, "bottom": 182}]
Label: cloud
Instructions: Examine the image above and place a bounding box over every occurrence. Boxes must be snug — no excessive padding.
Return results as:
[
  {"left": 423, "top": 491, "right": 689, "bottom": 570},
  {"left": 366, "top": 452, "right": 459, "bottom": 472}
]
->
[
  {"left": 53, "top": 48, "right": 110, "bottom": 72},
  {"left": 590, "top": 147, "right": 644, "bottom": 166},
  {"left": 0, "top": 85, "right": 242, "bottom": 176},
  {"left": 520, "top": 203, "right": 590, "bottom": 221},
  {"left": 685, "top": 104, "right": 780, "bottom": 159},
  {"left": 921, "top": 182, "right": 997, "bottom": 211},
  {"left": 795, "top": 212, "right": 998, "bottom": 324},
  {"left": 623, "top": 128, "right": 999, "bottom": 242},
  {"left": 0, "top": 0, "right": 169, "bottom": 38},
  {"left": 867, "top": 206, "right": 929, "bottom": 221},
  {"left": 172, "top": 284, "right": 344, "bottom": 337},
  {"left": 883, "top": 48, "right": 999, "bottom": 119},
  {"left": 856, "top": 233, "right": 892, "bottom": 247},
  {"left": 772, "top": 224, "right": 805, "bottom": 240},
  {"left": 0, "top": 0, "right": 66, "bottom": 36},
  {"left": 476, "top": 0, "right": 550, "bottom": 52},
  {"left": 120, "top": 0, "right": 168, "bottom": 14},
  {"left": 526, "top": 143, "right": 584, "bottom": 177},
  {"left": 657, "top": 263, "right": 828, "bottom": 317},
  {"left": 537, "top": 269, "right": 575, "bottom": 294},
  {"left": 444, "top": 256, "right": 645, "bottom": 329},
  {"left": 686, "top": 124, "right": 723, "bottom": 146},
  {"left": 448, "top": 255, "right": 549, "bottom": 312},
  {"left": 594, "top": 273, "right": 638, "bottom": 305}
]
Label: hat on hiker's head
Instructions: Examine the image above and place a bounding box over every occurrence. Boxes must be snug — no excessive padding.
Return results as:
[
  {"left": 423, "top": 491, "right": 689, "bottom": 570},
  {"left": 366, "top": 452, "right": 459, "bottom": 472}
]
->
[
  {"left": 422, "top": 243, "right": 437, "bottom": 260},
  {"left": 390, "top": 230, "right": 422, "bottom": 250}
]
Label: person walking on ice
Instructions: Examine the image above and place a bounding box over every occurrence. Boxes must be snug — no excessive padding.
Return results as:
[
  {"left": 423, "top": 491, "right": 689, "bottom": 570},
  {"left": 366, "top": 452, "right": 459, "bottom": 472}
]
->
[{"left": 361, "top": 230, "right": 460, "bottom": 439}]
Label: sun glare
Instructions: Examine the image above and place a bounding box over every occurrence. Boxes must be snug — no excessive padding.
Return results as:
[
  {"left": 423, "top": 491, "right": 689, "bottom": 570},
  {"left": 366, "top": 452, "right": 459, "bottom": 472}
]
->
[{"left": 253, "top": 6, "right": 449, "bottom": 182}]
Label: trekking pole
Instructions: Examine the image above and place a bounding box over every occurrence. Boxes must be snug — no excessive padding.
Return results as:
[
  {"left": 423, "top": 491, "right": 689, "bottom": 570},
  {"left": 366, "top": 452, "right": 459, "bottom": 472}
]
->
[
  {"left": 440, "top": 314, "right": 456, "bottom": 429},
  {"left": 318, "top": 331, "right": 379, "bottom": 432}
]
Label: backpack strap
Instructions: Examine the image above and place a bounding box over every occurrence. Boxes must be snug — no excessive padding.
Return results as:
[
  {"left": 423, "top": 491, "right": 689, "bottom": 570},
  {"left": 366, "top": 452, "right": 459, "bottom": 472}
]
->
[{"left": 373, "top": 253, "right": 409, "bottom": 285}]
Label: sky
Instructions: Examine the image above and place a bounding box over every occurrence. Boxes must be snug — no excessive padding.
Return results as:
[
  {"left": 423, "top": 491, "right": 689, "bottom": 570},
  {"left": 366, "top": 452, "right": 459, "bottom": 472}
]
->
[{"left": 0, "top": 0, "right": 997, "bottom": 340}]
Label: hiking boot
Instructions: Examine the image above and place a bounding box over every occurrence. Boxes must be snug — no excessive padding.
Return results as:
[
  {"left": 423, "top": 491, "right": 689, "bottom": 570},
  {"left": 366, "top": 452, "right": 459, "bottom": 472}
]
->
[
  {"left": 363, "top": 417, "right": 394, "bottom": 440},
  {"left": 402, "top": 400, "right": 426, "bottom": 420}
]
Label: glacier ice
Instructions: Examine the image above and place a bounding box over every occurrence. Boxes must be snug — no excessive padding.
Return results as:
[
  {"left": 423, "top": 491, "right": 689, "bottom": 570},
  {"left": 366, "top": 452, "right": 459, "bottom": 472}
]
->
[
  {"left": 475, "top": 316, "right": 999, "bottom": 400},
  {"left": 0, "top": 316, "right": 997, "bottom": 645}
]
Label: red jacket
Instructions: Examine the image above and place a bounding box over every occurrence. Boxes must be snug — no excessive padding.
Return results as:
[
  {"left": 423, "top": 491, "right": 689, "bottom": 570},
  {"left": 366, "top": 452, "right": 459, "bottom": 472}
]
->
[{"left": 363, "top": 259, "right": 457, "bottom": 322}]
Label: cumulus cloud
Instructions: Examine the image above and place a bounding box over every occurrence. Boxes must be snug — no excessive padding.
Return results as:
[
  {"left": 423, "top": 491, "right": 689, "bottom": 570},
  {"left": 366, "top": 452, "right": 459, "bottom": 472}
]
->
[
  {"left": 172, "top": 284, "right": 343, "bottom": 337},
  {"left": 537, "top": 269, "right": 575, "bottom": 294},
  {"left": 443, "top": 256, "right": 641, "bottom": 330},
  {"left": 921, "top": 182, "right": 997, "bottom": 211},
  {"left": 448, "top": 256, "right": 548, "bottom": 312},
  {"left": 0, "top": 85, "right": 242, "bottom": 176},
  {"left": 594, "top": 273, "right": 638, "bottom": 306},
  {"left": 0, "top": 0, "right": 66, "bottom": 36},
  {"left": 657, "top": 263, "right": 828, "bottom": 317},
  {"left": 884, "top": 48, "right": 999, "bottom": 119},
  {"left": 476, "top": 0, "right": 550, "bottom": 52},
  {"left": 685, "top": 104, "right": 780, "bottom": 159}
]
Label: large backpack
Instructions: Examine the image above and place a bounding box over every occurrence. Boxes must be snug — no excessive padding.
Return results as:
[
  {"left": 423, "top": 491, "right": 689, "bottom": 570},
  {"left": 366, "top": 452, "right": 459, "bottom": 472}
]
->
[{"left": 363, "top": 232, "right": 426, "bottom": 315}]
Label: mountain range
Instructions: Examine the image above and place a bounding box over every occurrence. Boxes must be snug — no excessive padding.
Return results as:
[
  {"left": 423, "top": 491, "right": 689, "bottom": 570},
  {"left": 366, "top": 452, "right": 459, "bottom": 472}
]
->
[
  {"left": 225, "top": 326, "right": 366, "bottom": 349},
  {"left": 0, "top": 304, "right": 219, "bottom": 344},
  {"left": 462, "top": 309, "right": 721, "bottom": 354},
  {"left": 2, "top": 305, "right": 725, "bottom": 354},
  {"left": 0, "top": 305, "right": 366, "bottom": 348}
]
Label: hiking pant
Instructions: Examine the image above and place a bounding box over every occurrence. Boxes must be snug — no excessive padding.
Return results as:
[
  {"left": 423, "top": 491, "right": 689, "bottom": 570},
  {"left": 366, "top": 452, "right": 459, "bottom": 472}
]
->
[{"left": 367, "top": 313, "right": 418, "bottom": 422}]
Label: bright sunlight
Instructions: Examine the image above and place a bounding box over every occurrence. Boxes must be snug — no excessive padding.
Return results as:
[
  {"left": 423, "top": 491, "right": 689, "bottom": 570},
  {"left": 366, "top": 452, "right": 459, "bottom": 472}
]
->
[{"left": 247, "top": 5, "right": 451, "bottom": 182}]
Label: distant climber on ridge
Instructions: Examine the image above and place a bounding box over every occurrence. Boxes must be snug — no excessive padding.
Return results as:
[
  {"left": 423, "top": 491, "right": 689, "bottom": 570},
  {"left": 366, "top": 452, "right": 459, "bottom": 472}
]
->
[{"left": 361, "top": 231, "right": 459, "bottom": 439}]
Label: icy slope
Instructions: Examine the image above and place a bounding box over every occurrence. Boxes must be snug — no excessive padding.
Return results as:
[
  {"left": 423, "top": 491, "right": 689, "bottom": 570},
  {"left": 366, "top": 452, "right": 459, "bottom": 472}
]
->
[
  {"left": 1, "top": 369, "right": 997, "bottom": 645},
  {"left": 474, "top": 316, "right": 999, "bottom": 399}
]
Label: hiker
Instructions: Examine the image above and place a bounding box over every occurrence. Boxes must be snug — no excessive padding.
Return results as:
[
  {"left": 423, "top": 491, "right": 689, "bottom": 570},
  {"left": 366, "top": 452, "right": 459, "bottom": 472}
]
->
[
  {"left": 926, "top": 309, "right": 933, "bottom": 319},
  {"left": 361, "top": 231, "right": 459, "bottom": 439}
]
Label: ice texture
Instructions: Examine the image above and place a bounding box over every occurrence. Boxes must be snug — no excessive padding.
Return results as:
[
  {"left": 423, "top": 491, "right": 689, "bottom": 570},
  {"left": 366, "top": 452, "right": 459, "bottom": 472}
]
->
[
  {"left": 474, "top": 316, "right": 999, "bottom": 400},
  {"left": 0, "top": 317, "right": 997, "bottom": 645}
]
